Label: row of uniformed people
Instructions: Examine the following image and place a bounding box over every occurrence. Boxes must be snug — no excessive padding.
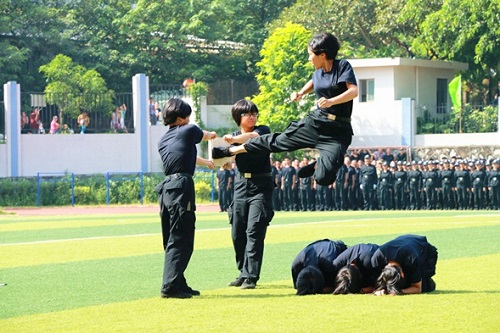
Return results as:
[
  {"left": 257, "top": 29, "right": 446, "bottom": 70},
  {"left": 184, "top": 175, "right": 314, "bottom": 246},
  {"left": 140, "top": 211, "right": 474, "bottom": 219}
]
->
[{"left": 217, "top": 155, "right": 500, "bottom": 212}]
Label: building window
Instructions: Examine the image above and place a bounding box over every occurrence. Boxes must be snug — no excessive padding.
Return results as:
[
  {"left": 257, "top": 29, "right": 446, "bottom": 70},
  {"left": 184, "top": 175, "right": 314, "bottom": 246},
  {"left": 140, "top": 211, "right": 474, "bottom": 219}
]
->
[
  {"left": 437, "top": 78, "right": 448, "bottom": 113},
  {"left": 359, "top": 79, "right": 374, "bottom": 102}
]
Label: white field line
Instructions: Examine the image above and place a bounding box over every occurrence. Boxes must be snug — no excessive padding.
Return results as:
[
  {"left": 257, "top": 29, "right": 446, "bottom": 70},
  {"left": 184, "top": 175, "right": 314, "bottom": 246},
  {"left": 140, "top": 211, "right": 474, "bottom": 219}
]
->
[{"left": 1, "top": 216, "right": 499, "bottom": 247}]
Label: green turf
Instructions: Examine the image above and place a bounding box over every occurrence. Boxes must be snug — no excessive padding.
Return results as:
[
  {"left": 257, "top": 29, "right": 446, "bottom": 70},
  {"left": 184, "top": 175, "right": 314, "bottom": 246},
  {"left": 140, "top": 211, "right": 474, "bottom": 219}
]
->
[{"left": 0, "top": 210, "right": 499, "bottom": 332}]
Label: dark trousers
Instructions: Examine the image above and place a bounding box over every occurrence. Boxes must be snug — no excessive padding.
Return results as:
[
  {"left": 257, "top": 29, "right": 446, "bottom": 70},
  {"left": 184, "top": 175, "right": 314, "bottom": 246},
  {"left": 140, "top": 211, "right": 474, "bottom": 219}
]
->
[
  {"left": 409, "top": 187, "right": 420, "bottom": 210},
  {"left": 490, "top": 186, "right": 500, "bottom": 209},
  {"left": 229, "top": 175, "right": 274, "bottom": 282},
  {"left": 160, "top": 205, "right": 195, "bottom": 293},
  {"left": 394, "top": 184, "right": 405, "bottom": 209},
  {"left": 456, "top": 187, "right": 468, "bottom": 209},
  {"left": 362, "top": 183, "right": 375, "bottom": 210},
  {"left": 442, "top": 185, "right": 454, "bottom": 209},
  {"left": 245, "top": 110, "right": 352, "bottom": 186},
  {"left": 283, "top": 182, "right": 294, "bottom": 210},
  {"left": 425, "top": 186, "right": 437, "bottom": 209},
  {"left": 218, "top": 186, "right": 230, "bottom": 211},
  {"left": 472, "top": 185, "right": 484, "bottom": 209}
]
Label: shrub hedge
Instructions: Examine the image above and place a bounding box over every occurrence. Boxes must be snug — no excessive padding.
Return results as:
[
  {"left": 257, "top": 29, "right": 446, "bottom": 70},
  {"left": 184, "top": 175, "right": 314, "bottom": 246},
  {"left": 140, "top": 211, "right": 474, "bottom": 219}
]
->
[{"left": 0, "top": 171, "right": 216, "bottom": 207}]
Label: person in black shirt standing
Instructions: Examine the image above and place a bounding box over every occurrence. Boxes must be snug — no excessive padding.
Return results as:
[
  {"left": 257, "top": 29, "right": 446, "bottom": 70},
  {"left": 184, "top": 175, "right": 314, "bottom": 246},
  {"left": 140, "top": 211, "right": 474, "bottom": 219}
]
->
[
  {"left": 455, "top": 160, "right": 471, "bottom": 210},
  {"left": 408, "top": 161, "right": 422, "bottom": 210},
  {"left": 156, "top": 98, "right": 216, "bottom": 298},
  {"left": 487, "top": 159, "right": 500, "bottom": 209},
  {"left": 221, "top": 100, "right": 275, "bottom": 290},
  {"left": 360, "top": 155, "right": 377, "bottom": 210},
  {"left": 393, "top": 161, "right": 408, "bottom": 210},
  {"left": 440, "top": 160, "right": 455, "bottom": 209},
  {"left": 471, "top": 160, "right": 487, "bottom": 210},
  {"left": 212, "top": 32, "right": 358, "bottom": 187}
]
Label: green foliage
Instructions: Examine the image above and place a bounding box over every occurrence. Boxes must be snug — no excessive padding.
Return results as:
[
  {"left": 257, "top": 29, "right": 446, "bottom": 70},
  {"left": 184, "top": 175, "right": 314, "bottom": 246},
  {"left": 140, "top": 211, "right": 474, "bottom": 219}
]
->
[
  {"left": 39, "top": 54, "right": 114, "bottom": 126},
  {"left": 417, "top": 105, "right": 498, "bottom": 134},
  {"left": 253, "top": 23, "right": 313, "bottom": 132},
  {"left": 0, "top": 173, "right": 215, "bottom": 207},
  {"left": 188, "top": 81, "right": 209, "bottom": 127}
]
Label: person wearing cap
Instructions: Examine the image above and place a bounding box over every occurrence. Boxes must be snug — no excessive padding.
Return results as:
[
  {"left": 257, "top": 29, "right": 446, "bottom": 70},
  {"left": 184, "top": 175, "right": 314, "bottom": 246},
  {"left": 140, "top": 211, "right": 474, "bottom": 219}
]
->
[
  {"left": 408, "top": 161, "right": 423, "bottom": 210},
  {"left": 377, "top": 161, "right": 393, "bottom": 210},
  {"left": 374, "top": 234, "right": 438, "bottom": 295},
  {"left": 212, "top": 32, "right": 358, "bottom": 188},
  {"left": 394, "top": 161, "right": 408, "bottom": 210},
  {"left": 471, "top": 160, "right": 487, "bottom": 210},
  {"left": 424, "top": 161, "right": 439, "bottom": 210},
  {"left": 360, "top": 155, "right": 377, "bottom": 210},
  {"left": 440, "top": 160, "right": 455, "bottom": 209},
  {"left": 292, "top": 239, "right": 348, "bottom": 295},
  {"left": 221, "top": 100, "right": 274, "bottom": 290},
  {"left": 487, "top": 159, "right": 500, "bottom": 210},
  {"left": 331, "top": 243, "right": 386, "bottom": 294},
  {"left": 455, "top": 160, "right": 471, "bottom": 210},
  {"left": 396, "top": 148, "right": 407, "bottom": 162}
]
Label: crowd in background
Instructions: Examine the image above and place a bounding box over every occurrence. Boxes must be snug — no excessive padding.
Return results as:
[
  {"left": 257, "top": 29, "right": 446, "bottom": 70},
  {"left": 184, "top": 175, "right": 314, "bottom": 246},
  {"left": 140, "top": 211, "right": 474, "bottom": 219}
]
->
[{"left": 217, "top": 148, "right": 500, "bottom": 212}]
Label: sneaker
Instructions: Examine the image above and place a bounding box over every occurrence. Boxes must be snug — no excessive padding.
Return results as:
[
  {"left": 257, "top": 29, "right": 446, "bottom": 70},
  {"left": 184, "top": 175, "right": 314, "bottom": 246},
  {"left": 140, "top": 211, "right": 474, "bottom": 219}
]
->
[
  {"left": 240, "top": 279, "right": 256, "bottom": 289},
  {"left": 228, "top": 277, "right": 245, "bottom": 287},
  {"left": 212, "top": 147, "right": 232, "bottom": 159},
  {"left": 297, "top": 161, "right": 316, "bottom": 178}
]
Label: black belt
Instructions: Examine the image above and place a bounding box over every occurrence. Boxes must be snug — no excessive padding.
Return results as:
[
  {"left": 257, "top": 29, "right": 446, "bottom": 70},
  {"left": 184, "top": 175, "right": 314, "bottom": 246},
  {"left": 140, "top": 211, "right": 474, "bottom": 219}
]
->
[
  {"left": 321, "top": 111, "right": 351, "bottom": 123},
  {"left": 240, "top": 172, "right": 272, "bottom": 179},
  {"left": 167, "top": 172, "right": 192, "bottom": 178}
]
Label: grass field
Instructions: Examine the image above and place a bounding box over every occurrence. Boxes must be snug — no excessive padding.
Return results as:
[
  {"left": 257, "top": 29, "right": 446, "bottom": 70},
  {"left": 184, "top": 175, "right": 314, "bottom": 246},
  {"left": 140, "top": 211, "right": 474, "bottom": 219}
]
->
[{"left": 0, "top": 208, "right": 499, "bottom": 332}]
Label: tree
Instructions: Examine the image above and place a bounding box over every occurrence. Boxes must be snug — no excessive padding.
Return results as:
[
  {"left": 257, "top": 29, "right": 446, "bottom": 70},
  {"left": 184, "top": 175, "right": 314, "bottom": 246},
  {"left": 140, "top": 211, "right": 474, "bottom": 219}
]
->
[
  {"left": 252, "top": 23, "right": 312, "bottom": 131},
  {"left": 39, "top": 54, "right": 114, "bottom": 127},
  {"left": 405, "top": 0, "right": 500, "bottom": 104}
]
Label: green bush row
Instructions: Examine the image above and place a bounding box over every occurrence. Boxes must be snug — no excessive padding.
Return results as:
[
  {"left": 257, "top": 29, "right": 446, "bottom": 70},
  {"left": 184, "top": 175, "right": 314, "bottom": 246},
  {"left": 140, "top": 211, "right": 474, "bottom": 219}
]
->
[{"left": 0, "top": 172, "right": 216, "bottom": 207}]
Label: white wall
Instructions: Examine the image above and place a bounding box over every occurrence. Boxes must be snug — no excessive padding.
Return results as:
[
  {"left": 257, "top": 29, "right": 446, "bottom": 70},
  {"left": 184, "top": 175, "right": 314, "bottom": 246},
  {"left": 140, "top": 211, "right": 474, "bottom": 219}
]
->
[
  {"left": 19, "top": 134, "right": 140, "bottom": 176},
  {"left": 351, "top": 100, "right": 404, "bottom": 147},
  {"left": 206, "top": 105, "right": 235, "bottom": 129},
  {"left": 415, "top": 132, "right": 500, "bottom": 147}
]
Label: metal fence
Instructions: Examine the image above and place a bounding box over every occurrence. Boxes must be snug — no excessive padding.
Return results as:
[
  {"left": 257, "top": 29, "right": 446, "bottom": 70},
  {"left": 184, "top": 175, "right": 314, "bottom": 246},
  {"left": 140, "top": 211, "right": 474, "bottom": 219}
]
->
[{"left": 0, "top": 100, "right": 4, "bottom": 142}]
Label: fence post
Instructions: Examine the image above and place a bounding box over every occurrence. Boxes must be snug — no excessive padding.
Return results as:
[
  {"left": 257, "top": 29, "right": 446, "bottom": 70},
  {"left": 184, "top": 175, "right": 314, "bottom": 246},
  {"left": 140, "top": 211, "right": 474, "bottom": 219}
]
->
[
  {"left": 71, "top": 173, "right": 75, "bottom": 207},
  {"left": 211, "top": 169, "right": 215, "bottom": 202},
  {"left": 36, "top": 173, "right": 41, "bottom": 207},
  {"left": 4, "top": 81, "right": 21, "bottom": 177},
  {"left": 132, "top": 74, "right": 150, "bottom": 173},
  {"left": 401, "top": 98, "right": 414, "bottom": 148},
  {"left": 106, "top": 172, "right": 110, "bottom": 205},
  {"left": 497, "top": 97, "right": 500, "bottom": 133},
  {"left": 140, "top": 172, "right": 144, "bottom": 205}
]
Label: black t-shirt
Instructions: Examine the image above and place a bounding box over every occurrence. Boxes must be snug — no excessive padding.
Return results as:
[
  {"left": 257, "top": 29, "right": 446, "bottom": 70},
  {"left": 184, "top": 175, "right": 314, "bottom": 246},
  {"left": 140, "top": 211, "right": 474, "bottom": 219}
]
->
[
  {"left": 378, "top": 235, "right": 430, "bottom": 285},
  {"left": 158, "top": 124, "right": 203, "bottom": 176},
  {"left": 332, "top": 243, "right": 385, "bottom": 287},
  {"left": 312, "top": 58, "right": 357, "bottom": 121},
  {"left": 233, "top": 125, "right": 271, "bottom": 174}
]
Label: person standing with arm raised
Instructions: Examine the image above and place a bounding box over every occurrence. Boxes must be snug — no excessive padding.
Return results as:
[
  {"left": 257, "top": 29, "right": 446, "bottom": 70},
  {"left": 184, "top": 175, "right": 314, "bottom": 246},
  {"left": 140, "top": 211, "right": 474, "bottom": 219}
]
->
[
  {"left": 155, "top": 98, "right": 216, "bottom": 299},
  {"left": 223, "top": 99, "right": 275, "bottom": 290}
]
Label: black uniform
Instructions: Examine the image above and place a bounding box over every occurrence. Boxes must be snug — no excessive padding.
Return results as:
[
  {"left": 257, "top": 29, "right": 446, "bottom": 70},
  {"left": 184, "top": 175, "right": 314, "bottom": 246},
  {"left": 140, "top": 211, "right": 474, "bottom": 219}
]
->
[
  {"left": 291, "top": 239, "right": 347, "bottom": 292},
  {"left": 455, "top": 167, "right": 471, "bottom": 210},
  {"left": 487, "top": 165, "right": 500, "bottom": 209},
  {"left": 377, "top": 234, "right": 438, "bottom": 293},
  {"left": 440, "top": 168, "right": 455, "bottom": 209},
  {"left": 156, "top": 123, "right": 202, "bottom": 296},
  {"left": 272, "top": 165, "right": 282, "bottom": 211},
  {"left": 332, "top": 243, "right": 385, "bottom": 289},
  {"left": 360, "top": 163, "right": 377, "bottom": 210},
  {"left": 471, "top": 167, "right": 487, "bottom": 209},
  {"left": 408, "top": 167, "right": 422, "bottom": 210},
  {"left": 378, "top": 168, "right": 393, "bottom": 210},
  {"left": 229, "top": 126, "right": 274, "bottom": 284},
  {"left": 244, "top": 59, "right": 357, "bottom": 186},
  {"left": 281, "top": 165, "right": 296, "bottom": 211},
  {"left": 393, "top": 168, "right": 408, "bottom": 210},
  {"left": 424, "top": 166, "right": 439, "bottom": 210},
  {"left": 217, "top": 168, "right": 231, "bottom": 212}
]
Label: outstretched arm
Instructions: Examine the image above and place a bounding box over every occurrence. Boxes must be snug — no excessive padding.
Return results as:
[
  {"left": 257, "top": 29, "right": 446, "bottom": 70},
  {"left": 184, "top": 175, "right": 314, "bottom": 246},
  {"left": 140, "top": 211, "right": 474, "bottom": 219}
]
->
[
  {"left": 202, "top": 130, "right": 217, "bottom": 141},
  {"left": 290, "top": 80, "right": 314, "bottom": 101},
  {"left": 197, "top": 156, "right": 215, "bottom": 170},
  {"left": 223, "top": 132, "right": 259, "bottom": 144}
]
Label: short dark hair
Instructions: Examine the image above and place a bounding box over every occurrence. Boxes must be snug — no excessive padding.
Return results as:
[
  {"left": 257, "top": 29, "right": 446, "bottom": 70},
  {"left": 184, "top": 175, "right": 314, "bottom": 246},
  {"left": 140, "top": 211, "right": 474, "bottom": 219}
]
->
[
  {"left": 295, "top": 266, "right": 325, "bottom": 295},
  {"left": 162, "top": 98, "right": 192, "bottom": 125},
  {"left": 231, "top": 99, "right": 258, "bottom": 126},
  {"left": 375, "top": 265, "right": 406, "bottom": 295},
  {"left": 332, "top": 265, "right": 362, "bottom": 294},
  {"left": 308, "top": 32, "right": 340, "bottom": 60}
]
